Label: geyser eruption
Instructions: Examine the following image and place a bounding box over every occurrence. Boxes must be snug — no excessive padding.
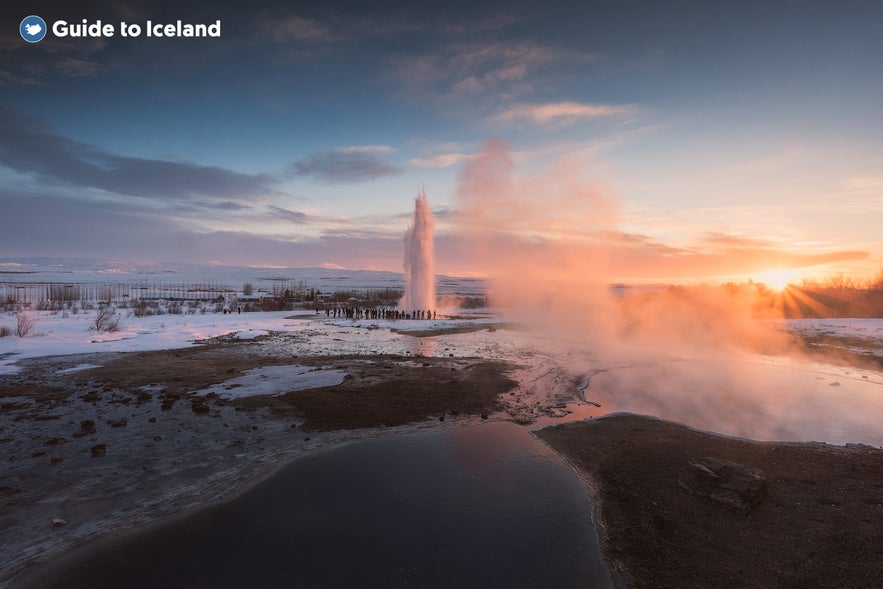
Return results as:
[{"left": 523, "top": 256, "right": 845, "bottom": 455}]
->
[{"left": 400, "top": 187, "right": 435, "bottom": 312}]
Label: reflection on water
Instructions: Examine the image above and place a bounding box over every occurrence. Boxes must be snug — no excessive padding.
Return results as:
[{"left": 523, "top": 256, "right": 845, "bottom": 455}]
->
[
  {"left": 39, "top": 423, "right": 611, "bottom": 589},
  {"left": 279, "top": 320, "right": 883, "bottom": 445},
  {"left": 583, "top": 358, "right": 883, "bottom": 445},
  {"left": 407, "top": 335, "right": 438, "bottom": 358}
]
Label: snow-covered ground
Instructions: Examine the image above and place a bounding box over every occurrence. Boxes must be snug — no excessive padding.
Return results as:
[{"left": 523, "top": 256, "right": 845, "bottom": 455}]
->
[
  {"left": 196, "top": 365, "right": 347, "bottom": 399},
  {"left": 0, "top": 310, "right": 507, "bottom": 375},
  {"left": 0, "top": 310, "right": 317, "bottom": 375}
]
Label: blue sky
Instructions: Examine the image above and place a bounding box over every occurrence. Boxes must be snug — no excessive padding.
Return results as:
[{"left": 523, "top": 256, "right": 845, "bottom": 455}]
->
[{"left": 1, "top": 0, "right": 881, "bottom": 281}]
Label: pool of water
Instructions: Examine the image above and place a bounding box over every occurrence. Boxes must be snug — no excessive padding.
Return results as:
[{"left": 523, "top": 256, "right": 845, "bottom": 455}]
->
[{"left": 31, "top": 422, "right": 611, "bottom": 589}]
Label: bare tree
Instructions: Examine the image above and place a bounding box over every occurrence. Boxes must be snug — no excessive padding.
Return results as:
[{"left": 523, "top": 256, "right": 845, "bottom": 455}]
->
[{"left": 242, "top": 282, "right": 254, "bottom": 296}]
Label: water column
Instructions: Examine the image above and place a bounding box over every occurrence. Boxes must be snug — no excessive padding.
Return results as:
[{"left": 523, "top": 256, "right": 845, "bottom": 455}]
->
[{"left": 400, "top": 188, "right": 435, "bottom": 314}]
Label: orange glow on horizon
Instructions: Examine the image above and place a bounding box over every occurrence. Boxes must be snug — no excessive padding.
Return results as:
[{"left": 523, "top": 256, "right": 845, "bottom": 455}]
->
[{"left": 759, "top": 268, "right": 802, "bottom": 291}]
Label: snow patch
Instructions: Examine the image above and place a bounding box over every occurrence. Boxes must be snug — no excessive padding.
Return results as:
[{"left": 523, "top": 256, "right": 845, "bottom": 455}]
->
[
  {"left": 196, "top": 365, "right": 347, "bottom": 399},
  {"left": 57, "top": 363, "right": 102, "bottom": 374}
]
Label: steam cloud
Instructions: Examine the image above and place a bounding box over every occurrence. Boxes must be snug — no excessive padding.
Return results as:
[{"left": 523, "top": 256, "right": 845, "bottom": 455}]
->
[
  {"left": 454, "top": 138, "right": 788, "bottom": 358},
  {"left": 451, "top": 140, "right": 883, "bottom": 443}
]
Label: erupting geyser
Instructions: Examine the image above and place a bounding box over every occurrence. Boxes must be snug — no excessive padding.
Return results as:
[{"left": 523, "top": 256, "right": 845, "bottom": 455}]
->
[{"left": 400, "top": 187, "right": 435, "bottom": 312}]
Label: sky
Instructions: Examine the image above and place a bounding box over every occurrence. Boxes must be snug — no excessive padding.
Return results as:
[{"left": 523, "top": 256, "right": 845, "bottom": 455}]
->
[{"left": 1, "top": 0, "right": 881, "bottom": 283}]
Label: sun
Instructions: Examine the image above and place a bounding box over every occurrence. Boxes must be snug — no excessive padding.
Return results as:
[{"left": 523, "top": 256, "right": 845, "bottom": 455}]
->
[{"left": 759, "top": 268, "right": 801, "bottom": 291}]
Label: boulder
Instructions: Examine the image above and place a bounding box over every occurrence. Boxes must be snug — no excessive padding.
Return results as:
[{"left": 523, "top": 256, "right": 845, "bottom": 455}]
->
[{"left": 678, "top": 456, "right": 767, "bottom": 513}]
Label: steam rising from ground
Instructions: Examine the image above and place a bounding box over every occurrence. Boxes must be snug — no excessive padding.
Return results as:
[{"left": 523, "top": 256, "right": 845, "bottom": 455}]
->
[
  {"left": 454, "top": 139, "right": 787, "bottom": 360},
  {"left": 452, "top": 140, "right": 882, "bottom": 442},
  {"left": 400, "top": 189, "right": 436, "bottom": 312}
]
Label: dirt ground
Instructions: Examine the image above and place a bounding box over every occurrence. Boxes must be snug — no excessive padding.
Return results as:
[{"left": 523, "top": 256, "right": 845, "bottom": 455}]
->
[{"left": 537, "top": 414, "right": 883, "bottom": 589}]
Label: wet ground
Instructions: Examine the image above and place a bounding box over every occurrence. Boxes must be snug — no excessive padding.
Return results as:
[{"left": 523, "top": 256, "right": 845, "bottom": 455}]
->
[{"left": 2, "top": 316, "right": 882, "bottom": 584}]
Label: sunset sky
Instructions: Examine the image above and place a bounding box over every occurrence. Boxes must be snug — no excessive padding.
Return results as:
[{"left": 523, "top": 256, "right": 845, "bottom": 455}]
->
[{"left": 1, "top": 0, "right": 881, "bottom": 283}]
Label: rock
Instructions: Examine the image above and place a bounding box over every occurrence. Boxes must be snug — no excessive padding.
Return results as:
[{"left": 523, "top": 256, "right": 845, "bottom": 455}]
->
[
  {"left": 51, "top": 518, "right": 66, "bottom": 528},
  {"left": 153, "top": 435, "right": 162, "bottom": 442},
  {"left": 160, "top": 399, "right": 175, "bottom": 411},
  {"left": 90, "top": 444, "right": 106, "bottom": 457},
  {"left": 148, "top": 417, "right": 157, "bottom": 423},
  {"left": 480, "top": 413, "right": 489, "bottom": 420},
  {"left": 438, "top": 415, "right": 445, "bottom": 422},
  {"left": 73, "top": 419, "right": 97, "bottom": 438},
  {"left": 106, "top": 418, "right": 127, "bottom": 427},
  {"left": 678, "top": 456, "right": 767, "bottom": 513},
  {"left": 45, "top": 437, "right": 66, "bottom": 446},
  {"left": 50, "top": 455, "right": 64, "bottom": 463},
  {"left": 191, "top": 402, "right": 210, "bottom": 414},
  {"left": 32, "top": 449, "right": 46, "bottom": 457},
  {"left": 80, "top": 391, "right": 100, "bottom": 403}
]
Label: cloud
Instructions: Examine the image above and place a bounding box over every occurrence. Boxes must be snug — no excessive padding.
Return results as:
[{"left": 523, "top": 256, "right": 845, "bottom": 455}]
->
[
  {"left": 407, "top": 153, "right": 473, "bottom": 168},
  {"left": 288, "top": 148, "right": 401, "bottom": 183},
  {"left": 264, "top": 12, "right": 420, "bottom": 46},
  {"left": 267, "top": 15, "right": 333, "bottom": 43},
  {"left": 493, "top": 101, "right": 638, "bottom": 126},
  {"left": 0, "top": 107, "right": 273, "bottom": 201},
  {"left": 0, "top": 189, "right": 391, "bottom": 268},
  {"left": 54, "top": 57, "right": 103, "bottom": 77},
  {"left": 339, "top": 145, "right": 395, "bottom": 154},
  {"left": 441, "top": 14, "right": 523, "bottom": 36},
  {"left": 267, "top": 205, "right": 309, "bottom": 223},
  {"left": 391, "top": 41, "right": 591, "bottom": 104},
  {"left": 200, "top": 200, "right": 253, "bottom": 211}
]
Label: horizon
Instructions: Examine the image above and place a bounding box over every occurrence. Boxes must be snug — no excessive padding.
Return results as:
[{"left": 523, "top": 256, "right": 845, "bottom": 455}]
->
[{"left": 1, "top": 1, "right": 881, "bottom": 285}]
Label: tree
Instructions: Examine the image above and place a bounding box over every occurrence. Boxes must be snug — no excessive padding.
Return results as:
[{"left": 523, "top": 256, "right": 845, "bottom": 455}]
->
[{"left": 242, "top": 282, "right": 254, "bottom": 296}]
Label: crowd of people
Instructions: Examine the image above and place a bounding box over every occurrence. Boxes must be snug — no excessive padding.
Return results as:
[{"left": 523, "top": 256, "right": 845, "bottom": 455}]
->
[{"left": 322, "top": 306, "right": 437, "bottom": 320}]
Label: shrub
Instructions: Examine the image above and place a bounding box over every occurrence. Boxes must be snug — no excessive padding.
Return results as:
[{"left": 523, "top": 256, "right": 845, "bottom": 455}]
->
[
  {"left": 0, "top": 325, "right": 11, "bottom": 337},
  {"left": 92, "top": 307, "right": 121, "bottom": 332},
  {"left": 16, "top": 312, "right": 35, "bottom": 337}
]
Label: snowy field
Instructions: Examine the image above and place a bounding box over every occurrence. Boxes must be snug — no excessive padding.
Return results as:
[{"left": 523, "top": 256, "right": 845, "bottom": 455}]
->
[{"left": 0, "top": 309, "right": 503, "bottom": 376}]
